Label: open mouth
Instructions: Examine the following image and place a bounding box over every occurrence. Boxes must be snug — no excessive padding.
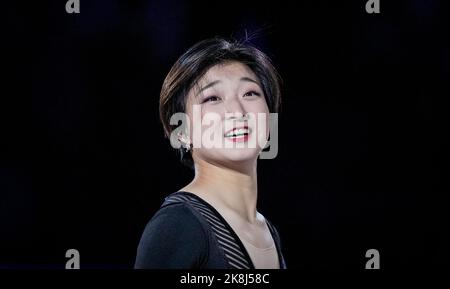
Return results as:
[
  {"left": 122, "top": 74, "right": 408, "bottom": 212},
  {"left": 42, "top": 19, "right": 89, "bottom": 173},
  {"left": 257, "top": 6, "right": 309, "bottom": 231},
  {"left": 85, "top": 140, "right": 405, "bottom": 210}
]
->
[{"left": 224, "top": 126, "right": 251, "bottom": 142}]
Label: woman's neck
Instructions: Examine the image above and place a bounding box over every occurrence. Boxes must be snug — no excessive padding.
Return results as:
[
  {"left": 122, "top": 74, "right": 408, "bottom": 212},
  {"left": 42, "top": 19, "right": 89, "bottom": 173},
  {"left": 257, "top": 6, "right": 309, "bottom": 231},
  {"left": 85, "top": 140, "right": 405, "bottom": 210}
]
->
[{"left": 187, "top": 157, "right": 259, "bottom": 224}]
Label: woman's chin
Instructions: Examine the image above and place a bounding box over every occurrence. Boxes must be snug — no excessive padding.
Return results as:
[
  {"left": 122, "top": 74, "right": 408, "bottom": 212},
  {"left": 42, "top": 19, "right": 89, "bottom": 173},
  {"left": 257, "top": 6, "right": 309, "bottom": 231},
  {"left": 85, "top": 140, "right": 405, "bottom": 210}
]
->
[
  {"left": 219, "top": 148, "right": 262, "bottom": 162},
  {"left": 195, "top": 147, "right": 263, "bottom": 166}
]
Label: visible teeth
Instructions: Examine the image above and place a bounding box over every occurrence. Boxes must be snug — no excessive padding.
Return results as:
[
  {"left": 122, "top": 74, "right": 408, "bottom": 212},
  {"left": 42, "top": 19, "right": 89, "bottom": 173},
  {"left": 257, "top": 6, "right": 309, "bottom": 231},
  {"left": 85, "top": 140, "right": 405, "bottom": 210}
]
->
[{"left": 225, "top": 128, "right": 249, "bottom": 137}]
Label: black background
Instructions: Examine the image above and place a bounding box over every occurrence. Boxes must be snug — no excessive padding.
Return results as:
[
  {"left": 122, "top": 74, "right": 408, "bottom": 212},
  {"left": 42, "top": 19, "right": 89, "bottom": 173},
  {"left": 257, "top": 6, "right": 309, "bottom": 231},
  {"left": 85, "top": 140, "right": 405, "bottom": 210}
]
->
[{"left": 2, "top": 0, "right": 448, "bottom": 270}]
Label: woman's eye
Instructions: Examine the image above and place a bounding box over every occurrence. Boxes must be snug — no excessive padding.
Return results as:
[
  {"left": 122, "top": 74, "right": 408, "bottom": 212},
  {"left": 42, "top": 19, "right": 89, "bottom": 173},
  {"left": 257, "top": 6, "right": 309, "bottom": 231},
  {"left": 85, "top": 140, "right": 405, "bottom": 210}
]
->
[
  {"left": 244, "top": 91, "right": 261, "bottom": 97},
  {"left": 202, "top": 96, "right": 220, "bottom": 103}
]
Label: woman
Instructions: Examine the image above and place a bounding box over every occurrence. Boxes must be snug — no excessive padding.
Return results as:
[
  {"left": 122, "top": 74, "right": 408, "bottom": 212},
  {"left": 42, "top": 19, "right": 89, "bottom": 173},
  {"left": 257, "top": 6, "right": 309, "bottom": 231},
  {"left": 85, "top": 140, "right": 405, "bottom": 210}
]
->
[{"left": 135, "top": 37, "right": 286, "bottom": 269}]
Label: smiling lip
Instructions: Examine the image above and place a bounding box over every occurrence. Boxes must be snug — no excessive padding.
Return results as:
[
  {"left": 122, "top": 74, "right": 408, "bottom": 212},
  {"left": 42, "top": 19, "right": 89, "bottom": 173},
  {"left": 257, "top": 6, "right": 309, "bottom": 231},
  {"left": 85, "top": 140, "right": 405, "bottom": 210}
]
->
[
  {"left": 224, "top": 125, "right": 250, "bottom": 136},
  {"left": 226, "top": 134, "right": 250, "bottom": 142},
  {"left": 224, "top": 126, "right": 251, "bottom": 142}
]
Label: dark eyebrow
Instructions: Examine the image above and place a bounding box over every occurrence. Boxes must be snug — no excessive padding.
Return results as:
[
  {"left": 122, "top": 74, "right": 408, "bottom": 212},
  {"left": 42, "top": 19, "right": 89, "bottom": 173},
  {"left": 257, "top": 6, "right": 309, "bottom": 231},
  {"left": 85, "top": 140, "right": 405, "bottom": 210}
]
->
[
  {"left": 196, "top": 80, "right": 221, "bottom": 96},
  {"left": 195, "top": 77, "right": 260, "bottom": 97},
  {"left": 240, "top": 77, "right": 260, "bottom": 85}
]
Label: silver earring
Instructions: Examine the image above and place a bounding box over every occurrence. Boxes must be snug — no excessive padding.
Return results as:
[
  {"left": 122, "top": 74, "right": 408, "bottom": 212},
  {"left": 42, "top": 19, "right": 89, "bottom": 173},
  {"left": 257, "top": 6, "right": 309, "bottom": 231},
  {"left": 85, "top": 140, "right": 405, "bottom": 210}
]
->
[
  {"left": 178, "top": 132, "right": 192, "bottom": 152},
  {"left": 184, "top": 142, "right": 192, "bottom": 152}
]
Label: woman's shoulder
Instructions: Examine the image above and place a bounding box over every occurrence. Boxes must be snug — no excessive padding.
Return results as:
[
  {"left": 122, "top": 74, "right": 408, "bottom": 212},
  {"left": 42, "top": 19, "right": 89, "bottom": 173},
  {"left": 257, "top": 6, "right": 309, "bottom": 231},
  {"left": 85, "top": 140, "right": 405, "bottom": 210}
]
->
[
  {"left": 135, "top": 194, "right": 210, "bottom": 268},
  {"left": 145, "top": 194, "right": 205, "bottom": 231},
  {"left": 141, "top": 191, "right": 214, "bottom": 236},
  {"left": 257, "top": 212, "right": 283, "bottom": 243}
]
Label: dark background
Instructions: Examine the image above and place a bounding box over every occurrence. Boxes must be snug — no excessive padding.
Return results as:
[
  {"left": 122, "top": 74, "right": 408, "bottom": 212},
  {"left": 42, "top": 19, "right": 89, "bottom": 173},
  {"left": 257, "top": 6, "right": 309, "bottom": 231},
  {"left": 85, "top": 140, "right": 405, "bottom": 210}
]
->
[{"left": 2, "top": 0, "right": 448, "bottom": 270}]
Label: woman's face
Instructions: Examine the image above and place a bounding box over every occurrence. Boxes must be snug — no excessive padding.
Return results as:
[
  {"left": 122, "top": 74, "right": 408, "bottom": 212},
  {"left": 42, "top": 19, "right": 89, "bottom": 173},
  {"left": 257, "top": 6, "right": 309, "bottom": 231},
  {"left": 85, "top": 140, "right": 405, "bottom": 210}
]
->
[{"left": 184, "top": 61, "right": 270, "bottom": 167}]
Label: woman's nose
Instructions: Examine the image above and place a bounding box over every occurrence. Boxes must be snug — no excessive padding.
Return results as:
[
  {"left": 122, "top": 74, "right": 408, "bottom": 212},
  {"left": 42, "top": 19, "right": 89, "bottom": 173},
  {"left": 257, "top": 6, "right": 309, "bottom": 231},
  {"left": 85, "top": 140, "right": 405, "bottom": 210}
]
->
[{"left": 224, "top": 98, "right": 246, "bottom": 117}]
